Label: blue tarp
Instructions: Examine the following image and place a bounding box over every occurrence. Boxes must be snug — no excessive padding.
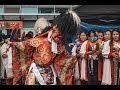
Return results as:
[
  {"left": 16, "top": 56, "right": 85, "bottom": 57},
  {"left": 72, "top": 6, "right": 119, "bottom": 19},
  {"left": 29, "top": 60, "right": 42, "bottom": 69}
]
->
[
  {"left": 64, "top": 21, "right": 120, "bottom": 54},
  {"left": 80, "top": 21, "right": 120, "bottom": 32}
]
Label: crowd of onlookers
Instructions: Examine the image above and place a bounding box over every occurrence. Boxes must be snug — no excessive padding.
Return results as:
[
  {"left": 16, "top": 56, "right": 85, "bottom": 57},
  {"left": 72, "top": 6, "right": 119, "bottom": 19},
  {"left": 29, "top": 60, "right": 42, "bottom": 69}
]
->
[
  {"left": 0, "top": 31, "right": 33, "bottom": 44},
  {"left": 69, "top": 28, "right": 120, "bottom": 85},
  {"left": 0, "top": 31, "right": 34, "bottom": 85}
]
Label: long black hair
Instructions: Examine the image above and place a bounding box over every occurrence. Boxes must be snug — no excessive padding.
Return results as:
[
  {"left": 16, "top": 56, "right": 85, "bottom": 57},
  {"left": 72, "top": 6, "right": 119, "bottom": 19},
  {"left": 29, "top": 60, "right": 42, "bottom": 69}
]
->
[
  {"left": 109, "top": 28, "right": 120, "bottom": 46},
  {"left": 88, "top": 30, "right": 96, "bottom": 37},
  {"left": 78, "top": 31, "right": 88, "bottom": 41},
  {"left": 103, "top": 29, "right": 112, "bottom": 41}
]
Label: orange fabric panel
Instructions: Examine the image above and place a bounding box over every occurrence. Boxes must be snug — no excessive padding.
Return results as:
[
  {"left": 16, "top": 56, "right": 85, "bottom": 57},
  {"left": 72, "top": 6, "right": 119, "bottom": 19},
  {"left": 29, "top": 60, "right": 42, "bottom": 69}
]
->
[
  {"left": 109, "top": 43, "right": 114, "bottom": 85},
  {"left": 98, "top": 59, "right": 102, "bottom": 81},
  {"left": 84, "top": 40, "right": 90, "bottom": 81}
]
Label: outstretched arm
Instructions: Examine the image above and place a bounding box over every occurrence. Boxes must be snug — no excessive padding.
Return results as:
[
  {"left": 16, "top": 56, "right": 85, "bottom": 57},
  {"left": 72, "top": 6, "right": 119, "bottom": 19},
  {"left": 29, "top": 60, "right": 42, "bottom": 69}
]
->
[{"left": 10, "top": 38, "right": 40, "bottom": 51}]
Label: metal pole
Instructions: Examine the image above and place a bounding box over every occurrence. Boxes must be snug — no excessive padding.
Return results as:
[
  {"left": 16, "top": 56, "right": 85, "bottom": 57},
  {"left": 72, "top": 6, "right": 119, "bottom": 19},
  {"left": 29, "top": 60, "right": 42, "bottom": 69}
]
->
[
  {"left": 54, "top": 5, "right": 55, "bottom": 19},
  {"left": 0, "top": 46, "right": 1, "bottom": 85},
  {"left": 70, "top": 5, "right": 73, "bottom": 10}
]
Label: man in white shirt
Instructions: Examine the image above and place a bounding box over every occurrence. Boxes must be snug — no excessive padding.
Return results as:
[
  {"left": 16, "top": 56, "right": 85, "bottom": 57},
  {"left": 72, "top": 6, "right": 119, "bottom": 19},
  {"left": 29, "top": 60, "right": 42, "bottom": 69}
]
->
[{"left": 1, "top": 38, "right": 13, "bottom": 85}]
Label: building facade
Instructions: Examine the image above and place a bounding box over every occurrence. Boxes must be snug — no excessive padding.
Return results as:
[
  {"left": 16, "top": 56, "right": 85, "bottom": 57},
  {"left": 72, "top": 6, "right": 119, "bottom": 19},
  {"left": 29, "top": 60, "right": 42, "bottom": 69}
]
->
[{"left": 0, "top": 5, "right": 78, "bottom": 37}]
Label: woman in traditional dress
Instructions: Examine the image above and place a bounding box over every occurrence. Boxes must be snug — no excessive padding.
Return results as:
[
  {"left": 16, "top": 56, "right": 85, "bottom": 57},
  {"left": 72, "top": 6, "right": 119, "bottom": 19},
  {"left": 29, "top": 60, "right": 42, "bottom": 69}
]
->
[
  {"left": 111, "top": 29, "right": 120, "bottom": 85},
  {"left": 103, "top": 30, "right": 111, "bottom": 42},
  {"left": 71, "top": 31, "right": 87, "bottom": 85},
  {"left": 102, "top": 29, "right": 120, "bottom": 85},
  {"left": 80, "top": 30, "right": 103, "bottom": 85},
  {"left": 101, "top": 30, "right": 112, "bottom": 85}
]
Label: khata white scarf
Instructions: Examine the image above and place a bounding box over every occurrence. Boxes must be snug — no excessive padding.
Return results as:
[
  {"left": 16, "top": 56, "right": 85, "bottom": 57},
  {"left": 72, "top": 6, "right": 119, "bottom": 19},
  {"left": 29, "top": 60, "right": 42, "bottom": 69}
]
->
[{"left": 47, "top": 30, "right": 58, "bottom": 54}]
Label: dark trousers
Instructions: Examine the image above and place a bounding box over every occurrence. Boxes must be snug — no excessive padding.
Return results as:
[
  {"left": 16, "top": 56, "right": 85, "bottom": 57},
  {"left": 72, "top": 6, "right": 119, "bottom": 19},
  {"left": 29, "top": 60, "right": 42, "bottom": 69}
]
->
[
  {"left": 87, "top": 60, "right": 98, "bottom": 85},
  {"left": 81, "top": 80, "right": 87, "bottom": 85},
  {"left": 117, "top": 62, "right": 120, "bottom": 85},
  {"left": 16, "top": 76, "right": 26, "bottom": 85}
]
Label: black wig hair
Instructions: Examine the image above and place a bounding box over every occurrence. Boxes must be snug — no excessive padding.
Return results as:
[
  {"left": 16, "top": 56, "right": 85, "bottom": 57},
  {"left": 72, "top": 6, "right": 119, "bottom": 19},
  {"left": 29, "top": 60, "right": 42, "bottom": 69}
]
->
[{"left": 52, "top": 10, "right": 80, "bottom": 43}]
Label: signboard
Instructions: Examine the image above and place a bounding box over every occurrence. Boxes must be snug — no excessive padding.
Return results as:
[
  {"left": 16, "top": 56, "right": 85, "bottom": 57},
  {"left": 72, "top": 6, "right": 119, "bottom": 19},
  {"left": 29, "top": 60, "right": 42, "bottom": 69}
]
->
[{"left": 0, "top": 21, "right": 23, "bottom": 29}]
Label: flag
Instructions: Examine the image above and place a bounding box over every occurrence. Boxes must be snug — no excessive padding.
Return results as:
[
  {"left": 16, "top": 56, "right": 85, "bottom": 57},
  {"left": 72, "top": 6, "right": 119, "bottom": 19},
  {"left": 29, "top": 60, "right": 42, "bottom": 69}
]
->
[
  {"left": 10, "top": 29, "right": 17, "bottom": 42},
  {"left": 11, "top": 23, "right": 19, "bottom": 30},
  {"left": 10, "top": 23, "right": 19, "bottom": 42}
]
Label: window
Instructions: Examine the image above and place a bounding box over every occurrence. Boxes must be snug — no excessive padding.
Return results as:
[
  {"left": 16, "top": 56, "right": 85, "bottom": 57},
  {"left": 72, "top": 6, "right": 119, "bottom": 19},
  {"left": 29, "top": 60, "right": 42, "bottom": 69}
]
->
[
  {"left": 4, "top": 8, "right": 20, "bottom": 13},
  {"left": 21, "top": 7, "right": 38, "bottom": 13},
  {"left": 38, "top": 8, "right": 54, "bottom": 13},
  {"left": 55, "top": 8, "right": 68, "bottom": 13},
  {"left": 23, "top": 21, "right": 36, "bottom": 28},
  {"left": 0, "top": 7, "right": 3, "bottom": 13}
]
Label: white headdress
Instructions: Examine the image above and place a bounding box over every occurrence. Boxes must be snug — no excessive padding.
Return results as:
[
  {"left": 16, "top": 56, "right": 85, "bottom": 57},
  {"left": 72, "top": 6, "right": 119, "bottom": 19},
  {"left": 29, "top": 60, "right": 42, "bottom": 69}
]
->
[{"left": 34, "top": 18, "right": 51, "bottom": 35}]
